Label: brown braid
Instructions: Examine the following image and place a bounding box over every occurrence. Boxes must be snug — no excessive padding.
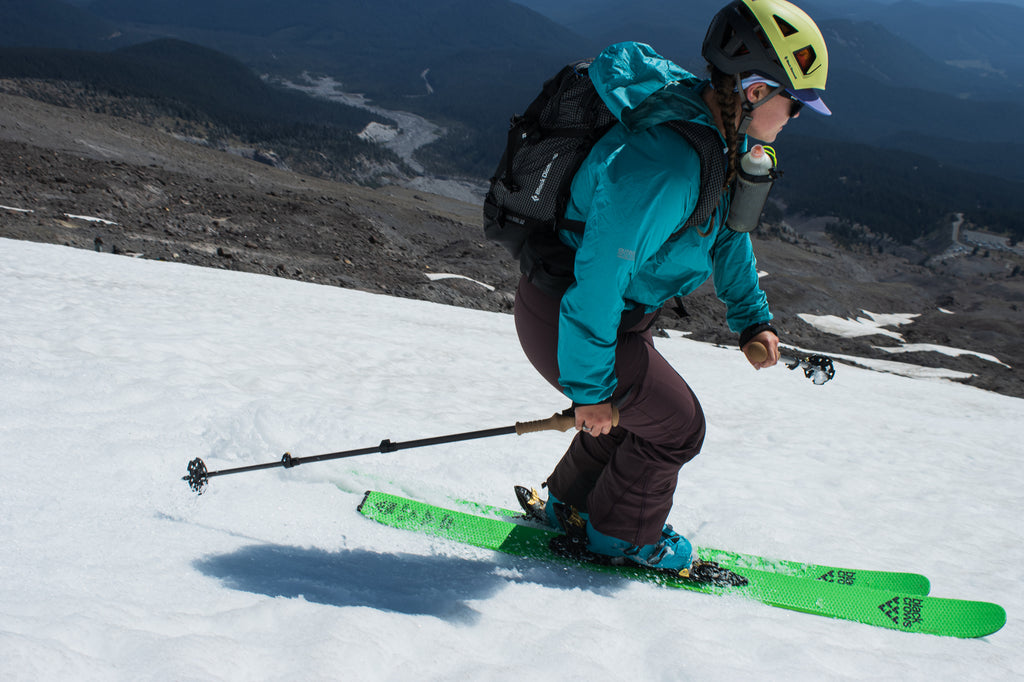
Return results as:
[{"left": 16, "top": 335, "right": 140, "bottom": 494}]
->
[{"left": 709, "top": 65, "right": 742, "bottom": 188}]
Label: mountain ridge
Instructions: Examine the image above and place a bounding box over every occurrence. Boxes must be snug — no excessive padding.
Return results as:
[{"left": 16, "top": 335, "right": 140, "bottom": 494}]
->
[
  {"left": 8, "top": 33, "right": 1020, "bottom": 249},
  {"left": 17, "top": 1, "right": 1014, "bottom": 189},
  {"left": 1, "top": 1, "right": 1020, "bottom": 398},
  {"left": 0, "top": 90, "right": 1020, "bottom": 399}
]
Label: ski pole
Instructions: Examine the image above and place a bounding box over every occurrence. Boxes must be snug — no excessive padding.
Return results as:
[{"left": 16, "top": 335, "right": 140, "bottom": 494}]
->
[
  {"left": 747, "top": 341, "right": 836, "bottom": 385},
  {"left": 183, "top": 408, "right": 617, "bottom": 494}
]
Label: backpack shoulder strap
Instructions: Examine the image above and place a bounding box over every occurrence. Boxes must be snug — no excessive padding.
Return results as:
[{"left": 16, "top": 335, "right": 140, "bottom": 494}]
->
[{"left": 662, "top": 120, "right": 728, "bottom": 230}]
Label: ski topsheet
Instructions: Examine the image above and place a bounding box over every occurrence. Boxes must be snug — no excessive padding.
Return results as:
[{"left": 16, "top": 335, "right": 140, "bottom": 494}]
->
[
  {"left": 457, "top": 495, "right": 931, "bottom": 595},
  {"left": 358, "top": 491, "right": 1005, "bottom": 639}
]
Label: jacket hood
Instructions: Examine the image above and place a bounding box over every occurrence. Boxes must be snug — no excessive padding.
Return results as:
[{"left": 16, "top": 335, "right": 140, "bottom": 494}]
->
[{"left": 590, "top": 42, "right": 716, "bottom": 133}]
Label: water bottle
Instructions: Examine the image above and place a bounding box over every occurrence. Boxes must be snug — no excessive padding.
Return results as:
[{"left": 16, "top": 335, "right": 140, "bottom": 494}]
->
[{"left": 726, "top": 144, "right": 777, "bottom": 233}]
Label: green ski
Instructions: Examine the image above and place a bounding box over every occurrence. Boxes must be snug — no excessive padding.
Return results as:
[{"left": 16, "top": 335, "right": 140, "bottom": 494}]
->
[
  {"left": 358, "top": 491, "right": 1005, "bottom": 639},
  {"left": 457, "top": 490, "right": 931, "bottom": 595}
]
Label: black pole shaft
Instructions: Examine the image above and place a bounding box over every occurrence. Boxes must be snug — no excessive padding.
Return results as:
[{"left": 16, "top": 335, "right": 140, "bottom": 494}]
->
[
  {"left": 194, "top": 423, "right": 519, "bottom": 484},
  {"left": 184, "top": 410, "right": 585, "bottom": 493}
]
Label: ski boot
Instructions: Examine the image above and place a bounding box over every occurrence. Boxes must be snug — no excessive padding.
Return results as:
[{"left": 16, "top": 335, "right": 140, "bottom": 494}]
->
[{"left": 547, "top": 502, "right": 748, "bottom": 587}]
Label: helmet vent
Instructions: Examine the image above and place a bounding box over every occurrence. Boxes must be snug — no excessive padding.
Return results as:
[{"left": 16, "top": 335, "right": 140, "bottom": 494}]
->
[
  {"left": 773, "top": 15, "right": 798, "bottom": 36},
  {"left": 793, "top": 45, "right": 818, "bottom": 74}
]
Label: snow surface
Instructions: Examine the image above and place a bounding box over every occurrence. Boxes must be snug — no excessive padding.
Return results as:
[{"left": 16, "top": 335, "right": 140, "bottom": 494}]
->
[{"left": 1, "top": 238, "right": 1021, "bottom": 681}]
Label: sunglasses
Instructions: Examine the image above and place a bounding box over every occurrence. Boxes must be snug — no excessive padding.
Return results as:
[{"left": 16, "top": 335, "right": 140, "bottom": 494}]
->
[{"left": 780, "top": 91, "right": 805, "bottom": 117}]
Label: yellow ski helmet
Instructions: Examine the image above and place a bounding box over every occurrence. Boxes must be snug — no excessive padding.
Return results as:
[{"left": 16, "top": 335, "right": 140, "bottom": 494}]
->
[{"left": 703, "top": 0, "right": 828, "bottom": 91}]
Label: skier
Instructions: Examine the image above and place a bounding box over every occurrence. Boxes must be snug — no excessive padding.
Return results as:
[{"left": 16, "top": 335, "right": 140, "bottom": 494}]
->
[{"left": 514, "top": 0, "right": 831, "bottom": 571}]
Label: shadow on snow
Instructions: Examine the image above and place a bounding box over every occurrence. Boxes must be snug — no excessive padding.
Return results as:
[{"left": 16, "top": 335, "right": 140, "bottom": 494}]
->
[{"left": 194, "top": 543, "right": 626, "bottom": 624}]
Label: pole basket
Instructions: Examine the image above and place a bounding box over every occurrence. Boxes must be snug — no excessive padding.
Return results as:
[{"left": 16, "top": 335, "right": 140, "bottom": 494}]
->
[{"left": 185, "top": 458, "right": 209, "bottom": 494}]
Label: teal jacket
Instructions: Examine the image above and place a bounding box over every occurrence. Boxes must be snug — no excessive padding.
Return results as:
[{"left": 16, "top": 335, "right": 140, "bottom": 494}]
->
[{"left": 556, "top": 42, "right": 772, "bottom": 405}]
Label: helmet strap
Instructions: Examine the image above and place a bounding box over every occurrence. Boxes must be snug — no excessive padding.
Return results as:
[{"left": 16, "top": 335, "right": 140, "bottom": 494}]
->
[
  {"left": 738, "top": 103, "right": 754, "bottom": 135},
  {"left": 734, "top": 74, "right": 785, "bottom": 135}
]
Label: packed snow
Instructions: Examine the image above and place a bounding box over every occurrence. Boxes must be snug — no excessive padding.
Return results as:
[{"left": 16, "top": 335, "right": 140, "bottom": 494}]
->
[{"left": 1, "top": 238, "right": 1021, "bottom": 681}]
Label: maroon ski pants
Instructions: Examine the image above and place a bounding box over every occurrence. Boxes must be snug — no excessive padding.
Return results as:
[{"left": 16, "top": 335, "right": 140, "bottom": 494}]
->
[{"left": 514, "top": 277, "right": 706, "bottom": 546}]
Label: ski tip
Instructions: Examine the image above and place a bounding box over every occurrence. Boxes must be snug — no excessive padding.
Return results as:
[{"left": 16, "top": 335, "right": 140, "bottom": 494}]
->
[
  {"left": 952, "top": 602, "right": 1006, "bottom": 639},
  {"left": 983, "top": 604, "right": 1008, "bottom": 637}
]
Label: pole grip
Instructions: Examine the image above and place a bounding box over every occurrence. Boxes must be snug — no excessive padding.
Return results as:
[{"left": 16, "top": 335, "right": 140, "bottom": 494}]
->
[
  {"left": 745, "top": 340, "right": 768, "bottom": 363},
  {"left": 748, "top": 340, "right": 801, "bottom": 368},
  {"left": 514, "top": 407, "right": 620, "bottom": 435}
]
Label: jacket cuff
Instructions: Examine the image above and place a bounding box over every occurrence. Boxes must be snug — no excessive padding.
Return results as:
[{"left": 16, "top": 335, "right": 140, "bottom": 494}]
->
[
  {"left": 738, "top": 322, "right": 778, "bottom": 348},
  {"left": 571, "top": 399, "right": 612, "bottom": 408}
]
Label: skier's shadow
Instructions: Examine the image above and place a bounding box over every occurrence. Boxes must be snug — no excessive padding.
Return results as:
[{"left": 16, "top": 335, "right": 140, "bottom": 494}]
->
[{"left": 195, "top": 544, "right": 625, "bottom": 624}]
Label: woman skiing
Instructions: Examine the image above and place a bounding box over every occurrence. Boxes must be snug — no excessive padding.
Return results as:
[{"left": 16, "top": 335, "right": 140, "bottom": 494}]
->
[{"left": 514, "top": 0, "right": 831, "bottom": 571}]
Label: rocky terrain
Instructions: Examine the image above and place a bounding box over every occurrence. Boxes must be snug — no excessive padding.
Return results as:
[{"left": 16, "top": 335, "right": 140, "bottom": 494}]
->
[{"left": 1, "top": 91, "right": 1021, "bottom": 399}]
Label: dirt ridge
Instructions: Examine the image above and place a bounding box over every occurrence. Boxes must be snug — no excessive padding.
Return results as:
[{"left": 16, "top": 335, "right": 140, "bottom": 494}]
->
[{"left": 1, "top": 92, "right": 1020, "bottom": 399}]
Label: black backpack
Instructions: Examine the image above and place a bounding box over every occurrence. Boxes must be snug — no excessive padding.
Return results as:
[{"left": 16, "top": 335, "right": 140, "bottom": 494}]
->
[{"left": 483, "top": 59, "right": 728, "bottom": 297}]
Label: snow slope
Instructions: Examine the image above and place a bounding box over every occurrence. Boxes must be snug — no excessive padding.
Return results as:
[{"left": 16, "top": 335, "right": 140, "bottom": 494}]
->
[{"left": 1, "top": 238, "right": 1021, "bottom": 681}]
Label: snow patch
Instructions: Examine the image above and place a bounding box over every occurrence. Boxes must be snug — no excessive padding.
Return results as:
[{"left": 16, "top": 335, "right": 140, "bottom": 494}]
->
[
  {"left": 63, "top": 213, "right": 118, "bottom": 225},
  {"left": 358, "top": 121, "right": 400, "bottom": 144},
  {"left": 424, "top": 272, "right": 495, "bottom": 291},
  {"left": 798, "top": 310, "right": 918, "bottom": 341},
  {"left": 874, "top": 343, "right": 1009, "bottom": 367}
]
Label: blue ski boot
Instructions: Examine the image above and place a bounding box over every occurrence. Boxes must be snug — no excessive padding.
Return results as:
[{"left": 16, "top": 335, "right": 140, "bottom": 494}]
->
[
  {"left": 547, "top": 502, "right": 694, "bottom": 574},
  {"left": 545, "top": 501, "right": 747, "bottom": 585},
  {"left": 586, "top": 521, "right": 695, "bottom": 572}
]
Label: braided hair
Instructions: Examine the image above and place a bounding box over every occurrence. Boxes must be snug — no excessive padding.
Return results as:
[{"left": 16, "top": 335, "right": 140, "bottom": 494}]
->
[{"left": 709, "top": 65, "right": 742, "bottom": 189}]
